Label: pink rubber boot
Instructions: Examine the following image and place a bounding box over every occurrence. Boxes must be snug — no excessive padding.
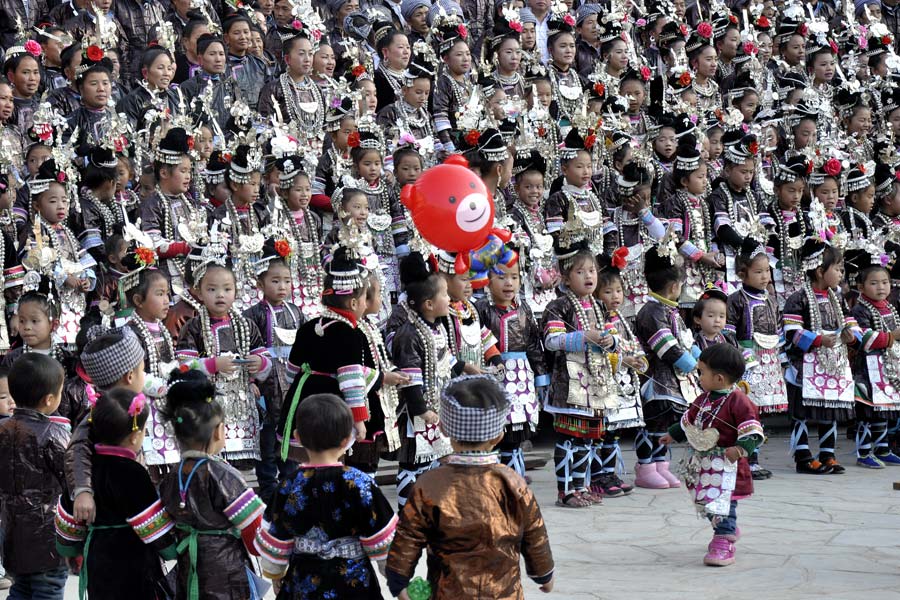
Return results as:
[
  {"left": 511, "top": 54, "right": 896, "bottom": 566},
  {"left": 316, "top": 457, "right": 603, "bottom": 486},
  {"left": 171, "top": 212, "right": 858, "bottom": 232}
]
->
[
  {"left": 634, "top": 462, "right": 669, "bottom": 489},
  {"left": 704, "top": 535, "right": 736, "bottom": 567},
  {"left": 656, "top": 461, "right": 681, "bottom": 488}
]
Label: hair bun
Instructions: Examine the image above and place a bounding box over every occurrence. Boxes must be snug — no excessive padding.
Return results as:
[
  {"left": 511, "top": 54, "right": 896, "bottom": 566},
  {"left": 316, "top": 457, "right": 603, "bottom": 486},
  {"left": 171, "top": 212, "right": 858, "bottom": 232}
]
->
[
  {"left": 165, "top": 369, "right": 216, "bottom": 410},
  {"left": 399, "top": 251, "right": 432, "bottom": 286}
]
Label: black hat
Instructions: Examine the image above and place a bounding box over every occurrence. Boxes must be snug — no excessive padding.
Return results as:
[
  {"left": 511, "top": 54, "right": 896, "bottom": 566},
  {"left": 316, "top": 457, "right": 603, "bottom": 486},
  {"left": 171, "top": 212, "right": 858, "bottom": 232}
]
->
[
  {"left": 739, "top": 236, "right": 766, "bottom": 260},
  {"left": 203, "top": 151, "right": 229, "bottom": 186},
  {"left": 774, "top": 155, "right": 811, "bottom": 184},
  {"left": 87, "top": 145, "right": 118, "bottom": 170},
  {"left": 155, "top": 127, "right": 191, "bottom": 165},
  {"left": 617, "top": 162, "right": 653, "bottom": 193},
  {"left": 513, "top": 149, "right": 547, "bottom": 176},
  {"left": 674, "top": 143, "right": 702, "bottom": 173},
  {"left": 275, "top": 155, "right": 306, "bottom": 189},
  {"left": 228, "top": 144, "right": 263, "bottom": 184}
]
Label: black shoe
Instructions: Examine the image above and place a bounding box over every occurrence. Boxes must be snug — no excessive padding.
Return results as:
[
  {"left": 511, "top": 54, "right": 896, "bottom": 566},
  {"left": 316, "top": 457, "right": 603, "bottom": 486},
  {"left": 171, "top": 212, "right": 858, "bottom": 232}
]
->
[
  {"left": 796, "top": 459, "right": 832, "bottom": 474},
  {"left": 821, "top": 457, "right": 845, "bottom": 474},
  {"left": 750, "top": 464, "right": 767, "bottom": 480}
]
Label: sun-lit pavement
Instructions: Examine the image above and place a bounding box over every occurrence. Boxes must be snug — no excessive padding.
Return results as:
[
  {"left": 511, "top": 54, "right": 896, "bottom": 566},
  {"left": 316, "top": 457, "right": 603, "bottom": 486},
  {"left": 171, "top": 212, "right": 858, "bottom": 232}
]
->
[{"left": 7, "top": 435, "right": 900, "bottom": 600}]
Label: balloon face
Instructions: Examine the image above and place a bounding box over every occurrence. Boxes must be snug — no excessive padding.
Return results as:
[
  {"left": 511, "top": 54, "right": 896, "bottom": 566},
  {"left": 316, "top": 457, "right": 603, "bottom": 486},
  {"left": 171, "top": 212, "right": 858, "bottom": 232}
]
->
[{"left": 401, "top": 161, "right": 495, "bottom": 252}]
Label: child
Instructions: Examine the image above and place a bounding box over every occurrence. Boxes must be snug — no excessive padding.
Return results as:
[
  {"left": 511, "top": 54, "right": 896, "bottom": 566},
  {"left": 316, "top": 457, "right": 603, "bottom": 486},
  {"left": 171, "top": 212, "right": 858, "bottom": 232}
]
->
[
  {"left": 23, "top": 159, "right": 97, "bottom": 345},
  {"left": 542, "top": 243, "right": 619, "bottom": 507},
  {"left": 432, "top": 16, "right": 473, "bottom": 156},
  {"left": 176, "top": 259, "right": 273, "bottom": 467},
  {"left": 392, "top": 252, "right": 461, "bottom": 507},
  {"left": 593, "top": 259, "right": 644, "bottom": 496},
  {"left": 727, "top": 239, "right": 786, "bottom": 479},
  {"left": 255, "top": 394, "right": 398, "bottom": 598},
  {"left": 2, "top": 280, "right": 73, "bottom": 374},
  {"left": 634, "top": 242, "right": 701, "bottom": 489},
  {"left": 692, "top": 287, "right": 737, "bottom": 352},
  {"left": 808, "top": 158, "right": 845, "bottom": 245},
  {"left": 55, "top": 389, "right": 178, "bottom": 598},
  {"left": 276, "top": 245, "right": 373, "bottom": 465},
  {"left": 664, "top": 143, "right": 722, "bottom": 308},
  {"left": 273, "top": 157, "right": 324, "bottom": 318},
  {"left": 546, "top": 8, "right": 582, "bottom": 126},
  {"left": 476, "top": 260, "right": 549, "bottom": 477},
  {"left": 846, "top": 249, "right": 900, "bottom": 467},
  {"left": 158, "top": 370, "right": 267, "bottom": 599},
  {"left": 660, "top": 344, "right": 764, "bottom": 567},
  {"left": 841, "top": 166, "right": 877, "bottom": 248},
  {"left": 766, "top": 156, "right": 812, "bottom": 308},
  {"left": 0, "top": 367, "right": 12, "bottom": 420},
  {"left": 386, "top": 375, "right": 555, "bottom": 597},
  {"left": 783, "top": 240, "right": 857, "bottom": 474},
  {"left": 243, "top": 239, "right": 306, "bottom": 505},
  {"left": 0, "top": 354, "right": 68, "bottom": 599},
  {"left": 708, "top": 133, "right": 764, "bottom": 293}
]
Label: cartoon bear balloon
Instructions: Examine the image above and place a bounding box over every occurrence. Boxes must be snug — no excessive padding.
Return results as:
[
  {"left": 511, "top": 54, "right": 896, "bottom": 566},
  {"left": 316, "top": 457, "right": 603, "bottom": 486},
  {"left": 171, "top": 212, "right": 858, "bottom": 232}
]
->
[{"left": 401, "top": 155, "right": 517, "bottom": 287}]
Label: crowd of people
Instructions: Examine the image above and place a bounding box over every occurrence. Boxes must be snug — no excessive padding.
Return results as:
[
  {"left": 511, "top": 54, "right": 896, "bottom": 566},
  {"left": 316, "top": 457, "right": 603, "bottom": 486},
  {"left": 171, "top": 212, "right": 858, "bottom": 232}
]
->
[{"left": 1, "top": 0, "right": 900, "bottom": 596}]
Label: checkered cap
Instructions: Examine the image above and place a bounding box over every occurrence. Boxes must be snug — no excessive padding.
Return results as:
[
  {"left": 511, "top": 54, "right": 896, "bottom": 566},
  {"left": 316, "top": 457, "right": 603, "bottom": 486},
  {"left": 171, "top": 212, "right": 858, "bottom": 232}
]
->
[
  {"left": 81, "top": 327, "right": 146, "bottom": 388},
  {"left": 440, "top": 375, "right": 510, "bottom": 442}
]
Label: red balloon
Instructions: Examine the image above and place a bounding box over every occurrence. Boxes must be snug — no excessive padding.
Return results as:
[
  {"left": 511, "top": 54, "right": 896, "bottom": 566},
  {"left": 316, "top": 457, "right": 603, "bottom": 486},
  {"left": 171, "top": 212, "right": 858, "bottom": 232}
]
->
[{"left": 401, "top": 156, "right": 496, "bottom": 253}]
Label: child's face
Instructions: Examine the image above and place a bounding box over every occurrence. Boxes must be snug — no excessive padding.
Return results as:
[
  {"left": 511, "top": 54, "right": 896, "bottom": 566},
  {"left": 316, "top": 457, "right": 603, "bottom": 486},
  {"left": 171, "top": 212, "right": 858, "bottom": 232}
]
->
[
  {"left": 333, "top": 118, "right": 356, "bottom": 153},
  {"left": 489, "top": 263, "right": 521, "bottom": 305},
  {"left": 848, "top": 107, "right": 873, "bottom": 136},
  {"left": 531, "top": 80, "right": 552, "bottom": 109},
  {"left": 695, "top": 298, "right": 727, "bottom": 336},
  {"left": 230, "top": 172, "right": 261, "bottom": 205},
  {"left": 620, "top": 80, "right": 645, "bottom": 113},
  {"left": 737, "top": 93, "right": 759, "bottom": 122},
  {"left": 286, "top": 174, "right": 311, "bottom": 210},
  {"left": 793, "top": 119, "right": 816, "bottom": 149},
  {"left": 116, "top": 157, "right": 133, "bottom": 193},
  {"left": 210, "top": 182, "right": 230, "bottom": 203},
  {"left": 366, "top": 278, "right": 382, "bottom": 315},
  {"left": 160, "top": 156, "right": 193, "bottom": 195},
  {"left": 199, "top": 267, "right": 237, "bottom": 317},
  {"left": 35, "top": 183, "right": 70, "bottom": 224},
  {"left": 653, "top": 127, "right": 676, "bottom": 161},
  {"left": 822, "top": 261, "right": 845, "bottom": 289},
  {"left": 136, "top": 276, "right": 171, "bottom": 321},
  {"left": 17, "top": 302, "right": 53, "bottom": 349},
  {"left": 197, "top": 127, "right": 214, "bottom": 160},
  {"left": 850, "top": 185, "right": 876, "bottom": 214},
  {"left": 565, "top": 257, "right": 597, "bottom": 297},
  {"left": 356, "top": 151, "right": 382, "bottom": 183},
  {"left": 682, "top": 163, "right": 708, "bottom": 195},
  {"left": 126, "top": 361, "right": 146, "bottom": 394},
  {"left": 725, "top": 158, "right": 755, "bottom": 192},
  {"left": 515, "top": 171, "right": 543, "bottom": 206},
  {"left": 108, "top": 239, "right": 128, "bottom": 270},
  {"left": 706, "top": 130, "right": 723, "bottom": 161},
  {"left": 596, "top": 278, "right": 624, "bottom": 311},
  {"left": 696, "top": 360, "right": 728, "bottom": 393},
  {"left": 139, "top": 172, "right": 156, "bottom": 201},
  {"left": 815, "top": 178, "right": 839, "bottom": 210},
  {"left": 811, "top": 51, "right": 836, "bottom": 83},
  {"left": 344, "top": 195, "right": 369, "bottom": 227},
  {"left": 889, "top": 108, "right": 900, "bottom": 137},
  {"left": 26, "top": 145, "right": 52, "bottom": 176},
  {"left": 425, "top": 276, "right": 451, "bottom": 317},
  {"left": 401, "top": 77, "right": 431, "bottom": 109},
  {"left": 777, "top": 180, "right": 805, "bottom": 211},
  {"left": 395, "top": 155, "right": 423, "bottom": 187},
  {"left": 359, "top": 81, "right": 377, "bottom": 114},
  {"left": 740, "top": 254, "right": 771, "bottom": 290},
  {"left": 562, "top": 151, "right": 592, "bottom": 188},
  {"left": 860, "top": 268, "right": 891, "bottom": 301},
  {"left": 0, "top": 378, "right": 14, "bottom": 415},
  {"left": 883, "top": 184, "right": 900, "bottom": 216},
  {"left": 42, "top": 381, "right": 64, "bottom": 416},
  {"left": 259, "top": 262, "right": 292, "bottom": 304},
  {"left": 444, "top": 273, "right": 472, "bottom": 301}
]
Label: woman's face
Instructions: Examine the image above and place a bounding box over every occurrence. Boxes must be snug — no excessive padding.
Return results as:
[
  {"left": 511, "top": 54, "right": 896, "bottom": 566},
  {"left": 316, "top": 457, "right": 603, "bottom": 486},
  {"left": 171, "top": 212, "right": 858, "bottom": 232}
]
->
[
  {"left": 8, "top": 56, "right": 41, "bottom": 98},
  {"left": 848, "top": 107, "right": 873, "bottom": 135},
  {"left": 359, "top": 80, "right": 377, "bottom": 114},
  {"left": 79, "top": 71, "right": 112, "bottom": 108},
  {"left": 496, "top": 38, "right": 521, "bottom": 74},
  {"left": 225, "top": 21, "right": 252, "bottom": 54},
  {"left": 550, "top": 33, "right": 576, "bottom": 67},
  {"left": 443, "top": 41, "right": 472, "bottom": 76},
  {"left": 313, "top": 44, "right": 336, "bottom": 77},
  {"left": 383, "top": 34, "right": 411, "bottom": 70},
  {"left": 811, "top": 51, "right": 836, "bottom": 83},
  {"left": 0, "top": 84, "right": 13, "bottom": 122},
  {"left": 757, "top": 33, "right": 773, "bottom": 63},
  {"left": 286, "top": 37, "right": 314, "bottom": 76},
  {"left": 693, "top": 45, "right": 717, "bottom": 78},
  {"left": 782, "top": 34, "right": 806, "bottom": 65},
  {"left": 144, "top": 53, "right": 174, "bottom": 89},
  {"left": 605, "top": 39, "right": 629, "bottom": 72},
  {"left": 201, "top": 42, "right": 227, "bottom": 74}
]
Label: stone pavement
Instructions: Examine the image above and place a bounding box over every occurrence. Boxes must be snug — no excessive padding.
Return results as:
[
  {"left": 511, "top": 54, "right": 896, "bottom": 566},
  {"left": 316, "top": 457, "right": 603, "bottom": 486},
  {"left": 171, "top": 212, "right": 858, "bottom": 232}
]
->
[{"left": 7, "top": 435, "right": 899, "bottom": 600}]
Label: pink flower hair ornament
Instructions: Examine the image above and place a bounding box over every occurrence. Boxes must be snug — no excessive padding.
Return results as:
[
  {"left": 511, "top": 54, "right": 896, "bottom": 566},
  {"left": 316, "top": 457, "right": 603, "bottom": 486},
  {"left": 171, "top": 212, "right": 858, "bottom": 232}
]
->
[{"left": 128, "top": 392, "right": 147, "bottom": 431}]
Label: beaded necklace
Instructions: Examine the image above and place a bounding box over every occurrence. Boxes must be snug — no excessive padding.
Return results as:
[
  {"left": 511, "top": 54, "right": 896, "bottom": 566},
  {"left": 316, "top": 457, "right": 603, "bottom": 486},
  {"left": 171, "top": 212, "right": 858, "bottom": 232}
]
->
[
  {"left": 550, "top": 64, "right": 581, "bottom": 120},
  {"left": 81, "top": 188, "right": 118, "bottom": 237},
  {"left": 40, "top": 216, "right": 80, "bottom": 261},
  {"left": 398, "top": 99, "right": 431, "bottom": 132},
  {"left": 857, "top": 295, "right": 899, "bottom": 333},
  {"left": 444, "top": 72, "right": 471, "bottom": 113},
  {"left": 154, "top": 185, "right": 203, "bottom": 242},
  {"left": 409, "top": 308, "right": 450, "bottom": 409},
  {"left": 847, "top": 207, "right": 873, "bottom": 240},
  {"left": 770, "top": 201, "right": 807, "bottom": 261},
  {"left": 378, "top": 63, "right": 405, "bottom": 99},
  {"left": 803, "top": 281, "right": 843, "bottom": 333},
  {"left": 280, "top": 73, "right": 324, "bottom": 132},
  {"left": 225, "top": 199, "right": 259, "bottom": 238},
  {"left": 130, "top": 316, "right": 175, "bottom": 377},
  {"left": 718, "top": 181, "right": 758, "bottom": 232},
  {"left": 614, "top": 207, "right": 649, "bottom": 249},
  {"left": 199, "top": 307, "right": 251, "bottom": 358},
  {"left": 23, "top": 343, "right": 64, "bottom": 363},
  {"left": 675, "top": 190, "right": 711, "bottom": 249},
  {"left": 565, "top": 290, "right": 608, "bottom": 380},
  {"left": 264, "top": 300, "right": 300, "bottom": 346}
]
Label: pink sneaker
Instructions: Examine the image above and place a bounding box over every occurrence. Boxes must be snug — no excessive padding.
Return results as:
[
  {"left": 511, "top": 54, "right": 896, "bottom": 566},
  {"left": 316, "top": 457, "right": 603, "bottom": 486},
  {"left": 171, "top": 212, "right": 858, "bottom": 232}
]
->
[
  {"left": 724, "top": 527, "right": 741, "bottom": 543},
  {"left": 634, "top": 462, "right": 669, "bottom": 489},
  {"left": 703, "top": 535, "right": 736, "bottom": 567},
  {"left": 655, "top": 461, "right": 681, "bottom": 488}
]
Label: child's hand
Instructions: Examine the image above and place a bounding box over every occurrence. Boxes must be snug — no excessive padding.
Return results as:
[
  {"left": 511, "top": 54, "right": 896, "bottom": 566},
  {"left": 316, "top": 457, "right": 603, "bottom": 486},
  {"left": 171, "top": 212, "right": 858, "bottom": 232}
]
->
[
  {"left": 725, "top": 446, "right": 743, "bottom": 462},
  {"left": 245, "top": 354, "right": 263, "bottom": 374},
  {"left": 398, "top": 590, "right": 411, "bottom": 600},
  {"left": 421, "top": 410, "right": 439, "bottom": 425},
  {"left": 540, "top": 575, "right": 554, "bottom": 593},
  {"left": 820, "top": 333, "right": 838, "bottom": 348},
  {"left": 463, "top": 362, "right": 483, "bottom": 375},
  {"left": 840, "top": 328, "right": 855, "bottom": 344},
  {"left": 215, "top": 355, "right": 238, "bottom": 374},
  {"left": 659, "top": 433, "right": 674, "bottom": 445},
  {"left": 74, "top": 491, "right": 96, "bottom": 524},
  {"left": 584, "top": 330, "right": 604, "bottom": 346},
  {"left": 354, "top": 421, "right": 367, "bottom": 441},
  {"left": 66, "top": 556, "right": 82, "bottom": 575},
  {"left": 64, "top": 274, "right": 81, "bottom": 290},
  {"left": 383, "top": 370, "right": 410, "bottom": 387},
  {"left": 598, "top": 334, "right": 614, "bottom": 350}
]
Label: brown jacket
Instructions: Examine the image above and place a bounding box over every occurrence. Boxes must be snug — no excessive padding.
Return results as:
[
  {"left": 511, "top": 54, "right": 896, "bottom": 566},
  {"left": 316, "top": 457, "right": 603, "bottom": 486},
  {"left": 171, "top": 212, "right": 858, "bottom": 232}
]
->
[{"left": 387, "top": 460, "right": 554, "bottom": 599}]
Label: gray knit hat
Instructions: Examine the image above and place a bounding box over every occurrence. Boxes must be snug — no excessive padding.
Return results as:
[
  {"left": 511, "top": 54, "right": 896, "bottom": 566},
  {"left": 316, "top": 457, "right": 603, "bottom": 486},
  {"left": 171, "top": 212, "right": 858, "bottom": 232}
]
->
[{"left": 81, "top": 327, "right": 146, "bottom": 388}]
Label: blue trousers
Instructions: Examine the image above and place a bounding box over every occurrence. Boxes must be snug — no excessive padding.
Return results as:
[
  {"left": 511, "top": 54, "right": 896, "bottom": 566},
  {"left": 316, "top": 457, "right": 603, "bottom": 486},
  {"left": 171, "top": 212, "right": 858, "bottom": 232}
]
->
[
  {"left": 707, "top": 500, "right": 738, "bottom": 536},
  {"left": 8, "top": 567, "right": 68, "bottom": 600}
]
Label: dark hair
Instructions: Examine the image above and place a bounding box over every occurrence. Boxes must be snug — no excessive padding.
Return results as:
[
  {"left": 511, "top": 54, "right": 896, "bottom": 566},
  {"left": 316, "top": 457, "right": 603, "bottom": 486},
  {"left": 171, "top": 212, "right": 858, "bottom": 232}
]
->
[
  {"left": 443, "top": 377, "right": 508, "bottom": 444},
  {"left": 400, "top": 252, "right": 441, "bottom": 311},
  {"left": 35, "top": 26, "right": 66, "bottom": 45},
  {"left": 463, "top": 147, "right": 501, "bottom": 175},
  {"left": 560, "top": 147, "right": 591, "bottom": 167},
  {"left": 18, "top": 290, "right": 60, "bottom": 320},
  {"left": 692, "top": 293, "right": 727, "bottom": 325},
  {"left": 81, "top": 163, "right": 117, "bottom": 190},
  {"left": 224, "top": 14, "right": 253, "bottom": 34},
  {"left": 282, "top": 33, "right": 311, "bottom": 56},
  {"left": 90, "top": 388, "right": 149, "bottom": 444},
  {"left": 393, "top": 146, "right": 424, "bottom": 169},
  {"left": 127, "top": 269, "right": 169, "bottom": 307},
  {"left": 736, "top": 249, "right": 769, "bottom": 275},
  {"left": 377, "top": 29, "right": 407, "bottom": 58},
  {"left": 600, "top": 37, "right": 626, "bottom": 59},
  {"left": 548, "top": 30, "right": 575, "bottom": 51},
  {"left": 688, "top": 42, "right": 715, "bottom": 67},
  {"left": 141, "top": 47, "right": 173, "bottom": 74},
  {"left": 8, "top": 353, "right": 64, "bottom": 409},
  {"left": 645, "top": 260, "right": 682, "bottom": 293},
  {"left": 560, "top": 249, "right": 596, "bottom": 277},
  {"left": 3, "top": 53, "right": 40, "bottom": 82},
  {"left": 321, "top": 278, "right": 366, "bottom": 308},
  {"left": 856, "top": 263, "right": 890, "bottom": 286},
  {"left": 295, "top": 393, "right": 354, "bottom": 451},
  {"left": 805, "top": 245, "right": 842, "bottom": 281},
  {"left": 698, "top": 343, "right": 745, "bottom": 383},
  {"left": 159, "top": 369, "right": 224, "bottom": 450},
  {"left": 350, "top": 146, "right": 382, "bottom": 166},
  {"left": 258, "top": 257, "right": 290, "bottom": 279},
  {"left": 76, "top": 62, "right": 112, "bottom": 87},
  {"left": 846, "top": 185, "right": 875, "bottom": 209},
  {"left": 60, "top": 44, "right": 81, "bottom": 71},
  {"left": 869, "top": 52, "right": 888, "bottom": 71},
  {"left": 196, "top": 262, "right": 236, "bottom": 287},
  {"left": 0, "top": 365, "right": 9, "bottom": 380},
  {"left": 597, "top": 268, "right": 622, "bottom": 291},
  {"left": 183, "top": 18, "right": 209, "bottom": 41},
  {"left": 105, "top": 233, "right": 126, "bottom": 258}
]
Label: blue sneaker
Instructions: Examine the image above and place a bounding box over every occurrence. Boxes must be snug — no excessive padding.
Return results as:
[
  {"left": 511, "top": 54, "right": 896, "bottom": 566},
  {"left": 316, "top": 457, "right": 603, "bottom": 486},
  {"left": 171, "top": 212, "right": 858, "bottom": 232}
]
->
[
  {"left": 856, "top": 455, "right": 885, "bottom": 469},
  {"left": 875, "top": 452, "right": 900, "bottom": 465}
]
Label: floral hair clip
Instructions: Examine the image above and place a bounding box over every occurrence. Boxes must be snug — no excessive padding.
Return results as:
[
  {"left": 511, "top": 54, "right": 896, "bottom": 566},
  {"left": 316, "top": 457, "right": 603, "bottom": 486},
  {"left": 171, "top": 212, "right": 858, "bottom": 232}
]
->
[{"left": 128, "top": 393, "right": 146, "bottom": 431}]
